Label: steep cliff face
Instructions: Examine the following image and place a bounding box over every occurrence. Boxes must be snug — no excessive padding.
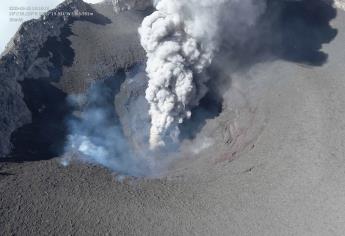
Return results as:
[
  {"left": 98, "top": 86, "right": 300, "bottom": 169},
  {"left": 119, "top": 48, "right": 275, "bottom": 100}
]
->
[
  {"left": 0, "top": 0, "right": 148, "bottom": 158},
  {"left": 0, "top": 66, "right": 30, "bottom": 157},
  {"left": 0, "top": 0, "right": 86, "bottom": 157}
]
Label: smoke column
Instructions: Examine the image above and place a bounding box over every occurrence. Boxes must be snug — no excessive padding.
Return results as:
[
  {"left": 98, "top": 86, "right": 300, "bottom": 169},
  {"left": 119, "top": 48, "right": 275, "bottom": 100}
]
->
[{"left": 139, "top": 0, "right": 229, "bottom": 150}]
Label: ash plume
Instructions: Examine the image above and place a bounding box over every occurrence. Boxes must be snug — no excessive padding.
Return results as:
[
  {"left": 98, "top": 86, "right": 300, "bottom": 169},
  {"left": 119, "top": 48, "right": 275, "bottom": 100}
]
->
[
  {"left": 59, "top": 0, "right": 337, "bottom": 177},
  {"left": 139, "top": 0, "right": 266, "bottom": 150}
]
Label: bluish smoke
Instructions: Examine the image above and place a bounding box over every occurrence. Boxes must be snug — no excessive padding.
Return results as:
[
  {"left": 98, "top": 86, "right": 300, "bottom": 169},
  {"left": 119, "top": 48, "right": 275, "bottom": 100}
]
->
[{"left": 62, "top": 71, "right": 164, "bottom": 177}]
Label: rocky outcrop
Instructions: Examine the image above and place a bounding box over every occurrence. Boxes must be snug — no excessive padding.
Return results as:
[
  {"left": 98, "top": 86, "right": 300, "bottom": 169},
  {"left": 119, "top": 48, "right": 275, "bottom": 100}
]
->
[
  {"left": 0, "top": 0, "right": 93, "bottom": 157},
  {"left": 0, "top": 68, "right": 31, "bottom": 157}
]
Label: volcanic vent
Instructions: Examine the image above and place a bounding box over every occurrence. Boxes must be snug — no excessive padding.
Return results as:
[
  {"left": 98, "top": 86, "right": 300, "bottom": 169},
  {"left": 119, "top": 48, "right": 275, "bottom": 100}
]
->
[{"left": 0, "top": 0, "right": 338, "bottom": 178}]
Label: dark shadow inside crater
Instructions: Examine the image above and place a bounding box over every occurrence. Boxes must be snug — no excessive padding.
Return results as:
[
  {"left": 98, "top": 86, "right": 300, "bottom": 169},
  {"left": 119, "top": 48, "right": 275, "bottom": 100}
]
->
[
  {"left": 179, "top": 90, "right": 223, "bottom": 141},
  {"left": 3, "top": 10, "right": 112, "bottom": 162},
  {"left": 8, "top": 78, "right": 72, "bottom": 161},
  {"left": 36, "top": 26, "right": 75, "bottom": 82},
  {"left": 6, "top": 23, "right": 76, "bottom": 162},
  {"left": 179, "top": 67, "right": 225, "bottom": 141},
  {"left": 7, "top": 70, "right": 127, "bottom": 163},
  {"left": 0, "top": 170, "right": 14, "bottom": 176}
]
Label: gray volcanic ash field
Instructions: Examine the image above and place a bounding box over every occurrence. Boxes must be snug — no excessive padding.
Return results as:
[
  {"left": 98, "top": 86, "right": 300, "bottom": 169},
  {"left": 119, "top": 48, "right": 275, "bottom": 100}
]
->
[{"left": 1, "top": 0, "right": 345, "bottom": 235}]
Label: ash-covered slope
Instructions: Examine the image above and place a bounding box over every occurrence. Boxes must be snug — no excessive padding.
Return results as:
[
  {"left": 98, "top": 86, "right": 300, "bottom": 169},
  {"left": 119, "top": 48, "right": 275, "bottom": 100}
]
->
[{"left": 0, "top": 0, "right": 149, "bottom": 159}]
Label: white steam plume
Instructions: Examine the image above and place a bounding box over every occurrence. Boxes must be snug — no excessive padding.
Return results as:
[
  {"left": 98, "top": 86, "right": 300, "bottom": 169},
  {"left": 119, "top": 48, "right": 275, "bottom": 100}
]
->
[{"left": 139, "top": 0, "right": 227, "bottom": 150}]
